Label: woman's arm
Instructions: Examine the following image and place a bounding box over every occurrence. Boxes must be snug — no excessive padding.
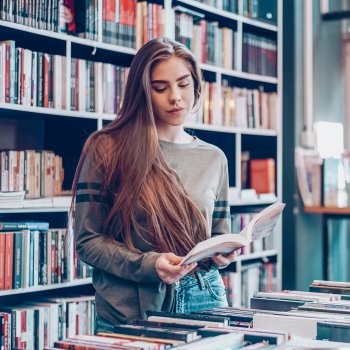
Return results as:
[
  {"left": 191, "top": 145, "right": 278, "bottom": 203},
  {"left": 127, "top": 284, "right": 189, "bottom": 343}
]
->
[{"left": 74, "top": 151, "right": 196, "bottom": 283}]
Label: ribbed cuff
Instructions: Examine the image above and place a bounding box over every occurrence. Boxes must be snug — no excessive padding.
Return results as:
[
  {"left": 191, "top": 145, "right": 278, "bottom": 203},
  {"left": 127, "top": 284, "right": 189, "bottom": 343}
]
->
[{"left": 142, "top": 252, "right": 163, "bottom": 282}]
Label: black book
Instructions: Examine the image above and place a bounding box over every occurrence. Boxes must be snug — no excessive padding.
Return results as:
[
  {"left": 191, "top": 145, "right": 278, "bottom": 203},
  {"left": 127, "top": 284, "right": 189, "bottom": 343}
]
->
[
  {"left": 310, "top": 285, "right": 350, "bottom": 297},
  {"left": 250, "top": 296, "right": 306, "bottom": 312},
  {"left": 111, "top": 324, "right": 200, "bottom": 342},
  {"left": 146, "top": 310, "right": 230, "bottom": 326},
  {"left": 132, "top": 319, "right": 202, "bottom": 330},
  {"left": 192, "top": 309, "right": 254, "bottom": 325},
  {"left": 197, "top": 328, "right": 285, "bottom": 345}
]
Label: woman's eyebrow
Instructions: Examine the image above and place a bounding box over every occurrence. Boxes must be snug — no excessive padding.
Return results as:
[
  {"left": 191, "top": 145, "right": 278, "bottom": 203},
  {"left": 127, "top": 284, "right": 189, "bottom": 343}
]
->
[{"left": 151, "top": 74, "right": 190, "bottom": 84}]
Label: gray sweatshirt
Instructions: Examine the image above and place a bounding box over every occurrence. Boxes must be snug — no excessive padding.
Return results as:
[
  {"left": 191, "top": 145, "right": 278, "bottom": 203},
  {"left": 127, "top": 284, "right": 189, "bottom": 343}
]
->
[{"left": 74, "top": 137, "right": 230, "bottom": 324}]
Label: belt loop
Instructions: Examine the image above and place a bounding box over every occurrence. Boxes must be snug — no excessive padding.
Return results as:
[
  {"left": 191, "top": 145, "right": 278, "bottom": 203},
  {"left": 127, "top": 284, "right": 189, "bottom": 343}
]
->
[{"left": 195, "top": 271, "right": 205, "bottom": 290}]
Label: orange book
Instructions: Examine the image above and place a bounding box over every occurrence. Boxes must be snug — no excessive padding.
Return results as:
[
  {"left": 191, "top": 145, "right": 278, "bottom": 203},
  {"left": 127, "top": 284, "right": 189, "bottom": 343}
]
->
[{"left": 250, "top": 158, "right": 276, "bottom": 194}]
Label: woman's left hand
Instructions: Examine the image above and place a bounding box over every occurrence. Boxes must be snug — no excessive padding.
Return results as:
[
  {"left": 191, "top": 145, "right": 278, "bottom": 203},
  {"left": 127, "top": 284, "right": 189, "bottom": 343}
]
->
[{"left": 211, "top": 249, "right": 241, "bottom": 269}]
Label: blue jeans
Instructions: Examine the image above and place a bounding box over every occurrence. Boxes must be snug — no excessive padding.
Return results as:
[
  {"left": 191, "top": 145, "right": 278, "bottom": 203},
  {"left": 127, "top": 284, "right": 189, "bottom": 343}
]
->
[{"left": 175, "top": 266, "right": 228, "bottom": 313}]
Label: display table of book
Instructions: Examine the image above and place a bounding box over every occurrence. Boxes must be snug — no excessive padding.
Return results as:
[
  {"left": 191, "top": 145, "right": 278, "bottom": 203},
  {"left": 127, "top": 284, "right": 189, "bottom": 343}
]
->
[{"left": 42, "top": 280, "right": 350, "bottom": 350}]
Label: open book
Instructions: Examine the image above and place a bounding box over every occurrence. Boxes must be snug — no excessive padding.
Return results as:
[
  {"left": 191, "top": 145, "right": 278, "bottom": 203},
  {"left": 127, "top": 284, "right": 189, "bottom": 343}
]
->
[{"left": 179, "top": 201, "right": 285, "bottom": 265}]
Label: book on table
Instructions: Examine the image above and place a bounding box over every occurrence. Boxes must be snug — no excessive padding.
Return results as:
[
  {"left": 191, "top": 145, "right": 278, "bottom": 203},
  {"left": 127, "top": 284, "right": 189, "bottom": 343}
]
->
[{"left": 179, "top": 201, "right": 285, "bottom": 265}]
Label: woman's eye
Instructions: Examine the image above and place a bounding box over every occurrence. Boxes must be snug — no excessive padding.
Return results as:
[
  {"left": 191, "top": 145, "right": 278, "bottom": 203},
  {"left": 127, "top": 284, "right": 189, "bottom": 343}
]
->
[
  {"left": 154, "top": 87, "right": 166, "bottom": 92},
  {"left": 179, "top": 84, "right": 190, "bottom": 88}
]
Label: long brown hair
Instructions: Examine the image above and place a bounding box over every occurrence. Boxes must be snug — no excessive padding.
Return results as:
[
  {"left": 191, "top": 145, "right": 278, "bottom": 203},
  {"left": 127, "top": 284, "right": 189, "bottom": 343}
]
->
[{"left": 71, "top": 38, "right": 207, "bottom": 255}]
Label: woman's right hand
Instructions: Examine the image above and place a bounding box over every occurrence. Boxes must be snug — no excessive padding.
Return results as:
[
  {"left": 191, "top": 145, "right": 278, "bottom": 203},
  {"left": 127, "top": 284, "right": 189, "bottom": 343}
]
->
[{"left": 155, "top": 253, "right": 197, "bottom": 284}]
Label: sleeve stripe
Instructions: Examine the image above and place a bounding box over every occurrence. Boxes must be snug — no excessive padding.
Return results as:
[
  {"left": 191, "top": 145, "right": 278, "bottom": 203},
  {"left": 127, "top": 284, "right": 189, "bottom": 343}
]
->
[
  {"left": 77, "top": 182, "right": 102, "bottom": 190},
  {"left": 215, "top": 200, "right": 229, "bottom": 207},
  {"left": 212, "top": 211, "right": 231, "bottom": 219},
  {"left": 76, "top": 194, "right": 105, "bottom": 203}
]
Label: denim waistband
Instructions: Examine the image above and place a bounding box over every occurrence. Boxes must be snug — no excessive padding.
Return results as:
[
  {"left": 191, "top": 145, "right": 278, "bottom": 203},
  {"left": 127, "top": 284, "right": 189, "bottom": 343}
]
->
[{"left": 177, "top": 265, "right": 219, "bottom": 288}]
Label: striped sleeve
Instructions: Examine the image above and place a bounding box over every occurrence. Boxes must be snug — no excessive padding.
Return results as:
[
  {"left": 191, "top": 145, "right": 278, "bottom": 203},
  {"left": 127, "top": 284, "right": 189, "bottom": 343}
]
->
[
  {"left": 212, "top": 157, "right": 230, "bottom": 236},
  {"left": 74, "top": 149, "right": 162, "bottom": 283}
]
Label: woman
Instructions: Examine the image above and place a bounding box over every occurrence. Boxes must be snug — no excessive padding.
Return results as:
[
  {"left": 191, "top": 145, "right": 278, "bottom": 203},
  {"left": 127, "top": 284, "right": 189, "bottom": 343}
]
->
[{"left": 72, "top": 37, "right": 239, "bottom": 333}]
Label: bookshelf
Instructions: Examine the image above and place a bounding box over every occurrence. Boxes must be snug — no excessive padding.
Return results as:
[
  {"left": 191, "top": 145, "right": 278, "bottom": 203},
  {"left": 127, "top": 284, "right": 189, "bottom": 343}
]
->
[
  {"left": 0, "top": 0, "right": 282, "bottom": 346},
  {"left": 303, "top": 206, "right": 350, "bottom": 281}
]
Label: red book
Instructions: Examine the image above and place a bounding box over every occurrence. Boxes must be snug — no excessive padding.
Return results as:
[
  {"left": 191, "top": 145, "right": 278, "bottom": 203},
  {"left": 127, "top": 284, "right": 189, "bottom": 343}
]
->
[
  {"left": 250, "top": 158, "right": 276, "bottom": 194},
  {"left": 42, "top": 53, "right": 50, "bottom": 108},
  {"left": 0, "top": 233, "right": 5, "bottom": 289}
]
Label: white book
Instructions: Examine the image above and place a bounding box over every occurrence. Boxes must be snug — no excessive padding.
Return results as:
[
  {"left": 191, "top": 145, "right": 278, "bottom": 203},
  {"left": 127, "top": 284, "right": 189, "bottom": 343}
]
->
[
  {"left": 179, "top": 201, "right": 285, "bottom": 265},
  {"left": 253, "top": 313, "right": 318, "bottom": 339},
  {"left": 24, "top": 49, "right": 32, "bottom": 108},
  {"left": 54, "top": 55, "right": 62, "bottom": 110},
  {"left": 175, "top": 332, "right": 243, "bottom": 350},
  {"left": 147, "top": 315, "right": 228, "bottom": 327},
  {"left": 22, "top": 197, "right": 53, "bottom": 208},
  {"left": 255, "top": 291, "right": 340, "bottom": 302},
  {"left": 312, "top": 280, "right": 350, "bottom": 288},
  {"left": 52, "top": 195, "right": 71, "bottom": 208}
]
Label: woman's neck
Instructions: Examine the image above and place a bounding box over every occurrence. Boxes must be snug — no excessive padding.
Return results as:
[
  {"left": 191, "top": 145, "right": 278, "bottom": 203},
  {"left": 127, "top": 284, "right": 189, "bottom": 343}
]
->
[{"left": 156, "top": 125, "right": 194, "bottom": 144}]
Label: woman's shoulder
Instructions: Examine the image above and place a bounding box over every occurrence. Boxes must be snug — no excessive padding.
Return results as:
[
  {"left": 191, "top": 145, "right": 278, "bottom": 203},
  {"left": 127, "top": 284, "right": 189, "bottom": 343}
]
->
[{"left": 194, "top": 138, "right": 227, "bottom": 162}]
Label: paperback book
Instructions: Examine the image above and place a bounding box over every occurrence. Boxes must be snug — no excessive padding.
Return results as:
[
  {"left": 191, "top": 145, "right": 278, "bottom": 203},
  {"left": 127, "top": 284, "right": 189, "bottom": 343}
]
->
[{"left": 179, "top": 202, "right": 285, "bottom": 265}]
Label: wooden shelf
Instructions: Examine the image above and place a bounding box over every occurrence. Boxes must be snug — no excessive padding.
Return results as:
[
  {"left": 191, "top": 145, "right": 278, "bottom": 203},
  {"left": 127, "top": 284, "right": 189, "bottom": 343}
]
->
[{"left": 304, "top": 206, "right": 350, "bottom": 215}]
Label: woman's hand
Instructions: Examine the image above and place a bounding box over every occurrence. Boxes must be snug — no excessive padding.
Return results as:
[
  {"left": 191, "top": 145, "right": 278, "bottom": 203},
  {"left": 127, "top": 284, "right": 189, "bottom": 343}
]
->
[
  {"left": 156, "top": 253, "right": 197, "bottom": 284},
  {"left": 211, "top": 249, "right": 241, "bottom": 269}
]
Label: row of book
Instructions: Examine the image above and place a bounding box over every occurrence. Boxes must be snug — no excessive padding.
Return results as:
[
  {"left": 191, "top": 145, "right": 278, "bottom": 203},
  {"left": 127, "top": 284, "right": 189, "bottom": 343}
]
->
[
  {"left": 190, "top": 81, "right": 278, "bottom": 130},
  {"left": 0, "top": 150, "right": 64, "bottom": 198},
  {"left": 79, "top": 0, "right": 166, "bottom": 47},
  {"left": 192, "top": 0, "right": 238, "bottom": 13},
  {"left": 295, "top": 148, "right": 350, "bottom": 207},
  {"left": 221, "top": 84, "right": 278, "bottom": 130},
  {"left": 191, "top": 0, "right": 277, "bottom": 25},
  {"left": 0, "top": 40, "right": 130, "bottom": 114},
  {"left": 243, "top": 0, "right": 277, "bottom": 25},
  {"left": 0, "top": 222, "right": 92, "bottom": 290},
  {"left": 0, "top": 294, "right": 95, "bottom": 350},
  {"left": 222, "top": 262, "right": 277, "bottom": 308},
  {"left": 243, "top": 33, "right": 277, "bottom": 77},
  {"left": 230, "top": 213, "right": 276, "bottom": 253},
  {"left": 175, "top": 12, "right": 237, "bottom": 69},
  {"left": 0, "top": 0, "right": 60, "bottom": 32},
  {"left": 44, "top": 286, "right": 350, "bottom": 350},
  {"left": 104, "top": 0, "right": 165, "bottom": 49},
  {"left": 70, "top": 58, "right": 128, "bottom": 114}
]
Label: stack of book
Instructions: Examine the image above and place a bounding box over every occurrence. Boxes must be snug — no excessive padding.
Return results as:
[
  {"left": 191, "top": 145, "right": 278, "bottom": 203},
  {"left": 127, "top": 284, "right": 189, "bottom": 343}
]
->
[
  {"left": 44, "top": 306, "right": 350, "bottom": 349},
  {"left": 310, "top": 280, "right": 350, "bottom": 296},
  {"left": 191, "top": 289, "right": 350, "bottom": 343}
]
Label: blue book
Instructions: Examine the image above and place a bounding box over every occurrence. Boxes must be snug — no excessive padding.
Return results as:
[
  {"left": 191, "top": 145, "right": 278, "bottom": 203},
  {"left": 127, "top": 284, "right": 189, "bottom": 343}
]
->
[{"left": 0, "top": 222, "right": 49, "bottom": 231}]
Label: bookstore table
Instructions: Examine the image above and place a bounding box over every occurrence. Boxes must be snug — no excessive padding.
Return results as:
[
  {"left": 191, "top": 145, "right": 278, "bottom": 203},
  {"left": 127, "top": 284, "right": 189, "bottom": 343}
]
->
[{"left": 303, "top": 206, "right": 350, "bottom": 280}]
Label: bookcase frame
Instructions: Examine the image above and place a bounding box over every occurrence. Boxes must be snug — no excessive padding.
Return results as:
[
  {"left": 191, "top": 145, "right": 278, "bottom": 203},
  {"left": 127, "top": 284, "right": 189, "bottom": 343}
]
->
[{"left": 0, "top": 0, "right": 283, "bottom": 305}]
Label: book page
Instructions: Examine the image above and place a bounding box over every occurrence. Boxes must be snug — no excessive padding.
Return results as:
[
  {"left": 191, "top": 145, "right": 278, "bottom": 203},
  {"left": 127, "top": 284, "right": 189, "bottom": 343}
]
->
[
  {"left": 242, "top": 202, "right": 285, "bottom": 241},
  {"left": 179, "top": 234, "right": 248, "bottom": 265},
  {"left": 179, "top": 201, "right": 285, "bottom": 265}
]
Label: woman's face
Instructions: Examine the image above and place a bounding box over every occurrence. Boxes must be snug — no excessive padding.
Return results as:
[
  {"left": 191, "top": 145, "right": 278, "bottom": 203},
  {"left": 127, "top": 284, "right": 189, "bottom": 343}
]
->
[{"left": 150, "top": 55, "right": 195, "bottom": 128}]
